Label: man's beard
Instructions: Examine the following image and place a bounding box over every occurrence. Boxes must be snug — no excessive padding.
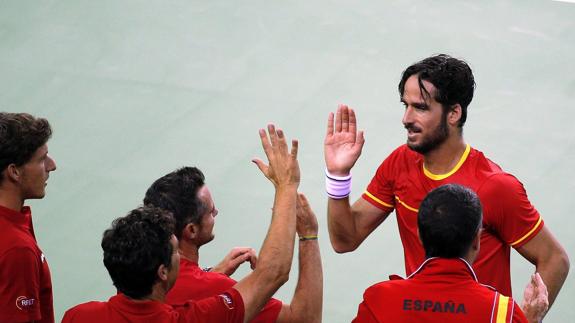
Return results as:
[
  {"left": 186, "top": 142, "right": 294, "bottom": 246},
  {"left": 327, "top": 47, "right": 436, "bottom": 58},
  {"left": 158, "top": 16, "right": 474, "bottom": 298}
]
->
[{"left": 406, "top": 113, "right": 449, "bottom": 154}]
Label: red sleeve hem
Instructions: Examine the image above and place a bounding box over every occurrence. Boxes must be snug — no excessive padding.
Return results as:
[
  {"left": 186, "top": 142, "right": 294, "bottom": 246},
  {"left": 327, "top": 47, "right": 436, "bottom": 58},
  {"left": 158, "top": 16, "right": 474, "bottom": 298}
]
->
[
  {"left": 510, "top": 218, "right": 544, "bottom": 248},
  {"left": 362, "top": 192, "right": 394, "bottom": 212}
]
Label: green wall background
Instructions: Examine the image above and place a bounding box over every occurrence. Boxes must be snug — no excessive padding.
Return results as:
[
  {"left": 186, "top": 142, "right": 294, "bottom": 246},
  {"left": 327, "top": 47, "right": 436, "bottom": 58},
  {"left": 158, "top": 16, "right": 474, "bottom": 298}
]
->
[{"left": 1, "top": 0, "right": 574, "bottom": 321}]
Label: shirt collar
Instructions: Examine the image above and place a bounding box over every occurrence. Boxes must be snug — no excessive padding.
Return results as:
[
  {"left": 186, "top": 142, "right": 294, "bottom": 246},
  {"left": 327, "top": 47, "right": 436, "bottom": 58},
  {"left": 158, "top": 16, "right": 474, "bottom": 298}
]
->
[
  {"left": 0, "top": 204, "right": 32, "bottom": 226},
  {"left": 407, "top": 257, "right": 478, "bottom": 282}
]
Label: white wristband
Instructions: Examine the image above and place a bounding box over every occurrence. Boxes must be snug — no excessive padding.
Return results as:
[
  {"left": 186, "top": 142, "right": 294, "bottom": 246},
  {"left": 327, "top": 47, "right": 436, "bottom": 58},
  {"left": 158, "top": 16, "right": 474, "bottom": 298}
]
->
[{"left": 325, "top": 168, "right": 352, "bottom": 199}]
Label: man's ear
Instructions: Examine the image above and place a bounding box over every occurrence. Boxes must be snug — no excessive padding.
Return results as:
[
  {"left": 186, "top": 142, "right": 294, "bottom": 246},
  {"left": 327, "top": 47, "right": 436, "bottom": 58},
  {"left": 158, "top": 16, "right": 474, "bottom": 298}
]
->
[
  {"left": 157, "top": 264, "right": 168, "bottom": 282},
  {"left": 447, "top": 104, "right": 462, "bottom": 127},
  {"left": 183, "top": 222, "right": 199, "bottom": 240},
  {"left": 5, "top": 164, "right": 21, "bottom": 183}
]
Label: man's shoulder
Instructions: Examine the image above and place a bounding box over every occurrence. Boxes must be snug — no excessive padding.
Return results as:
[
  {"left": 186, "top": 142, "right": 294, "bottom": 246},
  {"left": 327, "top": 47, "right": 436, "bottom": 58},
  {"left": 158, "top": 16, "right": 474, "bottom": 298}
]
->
[
  {"left": 363, "top": 278, "right": 407, "bottom": 298},
  {"left": 0, "top": 244, "right": 40, "bottom": 263},
  {"left": 62, "top": 301, "right": 110, "bottom": 322}
]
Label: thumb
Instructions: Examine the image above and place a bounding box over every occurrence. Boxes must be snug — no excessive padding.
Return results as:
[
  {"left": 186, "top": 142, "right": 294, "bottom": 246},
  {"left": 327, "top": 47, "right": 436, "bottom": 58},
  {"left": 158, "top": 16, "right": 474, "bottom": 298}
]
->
[{"left": 252, "top": 159, "right": 268, "bottom": 175}]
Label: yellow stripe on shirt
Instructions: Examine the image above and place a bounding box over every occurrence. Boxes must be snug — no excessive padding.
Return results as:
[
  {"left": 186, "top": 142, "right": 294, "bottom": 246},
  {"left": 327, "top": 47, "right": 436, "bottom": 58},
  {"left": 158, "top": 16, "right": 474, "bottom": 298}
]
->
[
  {"left": 395, "top": 196, "right": 418, "bottom": 212},
  {"left": 363, "top": 191, "right": 394, "bottom": 208},
  {"left": 423, "top": 144, "right": 471, "bottom": 180},
  {"left": 510, "top": 217, "right": 543, "bottom": 247},
  {"left": 495, "top": 295, "right": 510, "bottom": 323}
]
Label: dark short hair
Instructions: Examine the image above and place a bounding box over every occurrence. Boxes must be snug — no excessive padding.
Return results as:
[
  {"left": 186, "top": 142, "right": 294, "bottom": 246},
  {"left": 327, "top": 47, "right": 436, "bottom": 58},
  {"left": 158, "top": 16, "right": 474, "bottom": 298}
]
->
[
  {"left": 102, "top": 206, "right": 175, "bottom": 299},
  {"left": 398, "top": 54, "right": 476, "bottom": 127},
  {"left": 143, "top": 167, "right": 206, "bottom": 239},
  {"left": 418, "top": 184, "right": 482, "bottom": 258},
  {"left": 0, "top": 112, "right": 52, "bottom": 180}
]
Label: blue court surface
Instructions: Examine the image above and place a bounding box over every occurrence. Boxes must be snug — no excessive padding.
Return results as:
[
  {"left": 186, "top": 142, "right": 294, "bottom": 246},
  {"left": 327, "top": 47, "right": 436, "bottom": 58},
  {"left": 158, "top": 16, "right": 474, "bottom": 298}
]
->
[{"left": 1, "top": 1, "right": 574, "bottom": 321}]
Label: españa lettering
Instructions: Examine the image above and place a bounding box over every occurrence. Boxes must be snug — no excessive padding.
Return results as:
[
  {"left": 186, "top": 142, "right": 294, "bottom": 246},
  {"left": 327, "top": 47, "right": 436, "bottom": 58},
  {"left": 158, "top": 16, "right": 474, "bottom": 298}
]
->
[{"left": 403, "top": 299, "right": 466, "bottom": 314}]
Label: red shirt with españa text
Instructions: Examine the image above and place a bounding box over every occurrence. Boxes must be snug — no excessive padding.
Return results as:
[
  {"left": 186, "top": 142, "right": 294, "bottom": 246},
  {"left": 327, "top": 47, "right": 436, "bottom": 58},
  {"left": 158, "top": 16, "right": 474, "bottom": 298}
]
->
[{"left": 353, "top": 258, "right": 528, "bottom": 323}]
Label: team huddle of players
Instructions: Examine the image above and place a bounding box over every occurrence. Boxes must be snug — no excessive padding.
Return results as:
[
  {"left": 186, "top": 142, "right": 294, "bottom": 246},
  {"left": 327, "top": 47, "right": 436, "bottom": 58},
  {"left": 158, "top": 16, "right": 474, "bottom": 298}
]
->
[{"left": 0, "top": 55, "right": 569, "bottom": 323}]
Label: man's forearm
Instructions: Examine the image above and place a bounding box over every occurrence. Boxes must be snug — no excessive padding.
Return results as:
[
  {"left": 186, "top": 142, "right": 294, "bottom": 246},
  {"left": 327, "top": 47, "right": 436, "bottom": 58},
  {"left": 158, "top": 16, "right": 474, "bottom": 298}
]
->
[
  {"left": 257, "top": 186, "right": 298, "bottom": 283},
  {"left": 235, "top": 185, "right": 298, "bottom": 323},
  {"left": 327, "top": 197, "right": 358, "bottom": 253},
  {"left": 536, "top": 251, "right": 569, "bottom": 308},
  {"left": 278, "top": 238, "right": 323, "bottom": 323}
]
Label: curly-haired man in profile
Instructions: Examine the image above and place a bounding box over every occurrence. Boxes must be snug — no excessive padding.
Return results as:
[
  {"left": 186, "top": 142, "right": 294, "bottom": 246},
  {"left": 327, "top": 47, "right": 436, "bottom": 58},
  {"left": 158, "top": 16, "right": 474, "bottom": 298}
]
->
[{"left": 0, "top": 112, "right": 57, "bottom": 323}]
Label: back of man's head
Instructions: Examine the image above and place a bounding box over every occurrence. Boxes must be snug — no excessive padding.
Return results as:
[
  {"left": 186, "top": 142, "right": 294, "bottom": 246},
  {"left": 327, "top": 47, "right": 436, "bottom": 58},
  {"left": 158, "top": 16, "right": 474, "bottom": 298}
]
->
[
  {"left": 0, "top": 112, "right": 52, "bottom": 181},
  {"left": 418, "top": 184, "right": 482, "bottom": 259},
  {"left": 102, "top": 206, "right": 175, "bottom": 299},
  {"left": 398, "top": 54, "right": 476, "bottom": 127},
  {"left": 143, "top": 167, "right": 206, "bottom": 239}
]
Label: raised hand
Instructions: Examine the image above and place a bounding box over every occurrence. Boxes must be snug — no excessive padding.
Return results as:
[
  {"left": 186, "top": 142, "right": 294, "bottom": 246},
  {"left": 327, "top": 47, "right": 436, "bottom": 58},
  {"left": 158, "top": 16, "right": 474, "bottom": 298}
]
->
[
  {"left": 253, "top": 124, "right": 300, "bottom": 189},
  {"left": 296, "top": 193, "right": 318, "bottom": 237},
  {"left": 324, "top": 104, "right": 365, "bottom": 176},
  {"left": 211, "top": 247, "right": 258, "bottom": 276},
  {"left": 521, "top": 272, "right": 549, "bottom": 323}
]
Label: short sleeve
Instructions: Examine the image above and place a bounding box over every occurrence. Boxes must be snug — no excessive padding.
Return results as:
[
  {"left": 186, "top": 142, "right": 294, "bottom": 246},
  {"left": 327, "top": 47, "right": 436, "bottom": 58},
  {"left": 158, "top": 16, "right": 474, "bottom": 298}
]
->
[
  {"left": 179, "top": 288, "right": 245, "bottom": 323},
  {"left": 362, "top": 151, "right": 399, "bottom": 212},
  {"left": 478, "top": 174, "right": 544, "bottom": 248},
  {"left": 0, "top": 247, "right": 42, "bottom": 322},
  {"left": 249, "top": 297, "right": 282, "bottom": 323}
]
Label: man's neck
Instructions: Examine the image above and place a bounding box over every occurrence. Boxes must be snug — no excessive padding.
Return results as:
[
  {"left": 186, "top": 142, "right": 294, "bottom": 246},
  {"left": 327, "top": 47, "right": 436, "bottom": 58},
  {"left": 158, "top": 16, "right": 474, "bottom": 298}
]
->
[
  {"left": 0, "top": 187, "right": 25, "bottom": 211},
  {"left": 178, "top": 240, "right": 200, "bottom": 264},
  {"left": 422, "top": 135, "right": 467, "bottom": 175},
  {"left": 134, "top": 286, "right": 167, "bottom": 303}
]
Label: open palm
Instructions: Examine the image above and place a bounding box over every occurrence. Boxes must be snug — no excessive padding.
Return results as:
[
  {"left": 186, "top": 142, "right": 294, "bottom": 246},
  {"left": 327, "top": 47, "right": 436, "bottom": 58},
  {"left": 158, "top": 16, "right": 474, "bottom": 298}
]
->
[{"left": 324, "top": 105, "right": 365, "bottom": 176}]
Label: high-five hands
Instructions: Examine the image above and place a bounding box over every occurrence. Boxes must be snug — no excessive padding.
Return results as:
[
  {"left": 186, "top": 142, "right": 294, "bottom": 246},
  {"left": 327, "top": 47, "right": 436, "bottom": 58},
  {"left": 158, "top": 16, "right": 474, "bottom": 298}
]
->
[
  {"left": 324, "top": 104, "right": 365, "bottom": 176},
  {"left": 253, "top": 124, "right": 300, "bottom": 189}
]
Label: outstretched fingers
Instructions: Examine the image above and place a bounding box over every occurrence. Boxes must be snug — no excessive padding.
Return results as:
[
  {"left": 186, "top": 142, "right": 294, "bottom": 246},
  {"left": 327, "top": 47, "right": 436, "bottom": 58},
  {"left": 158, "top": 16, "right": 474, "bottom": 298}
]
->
[
  {"left": 276, "top": 128, "right": 289, "bottom": 156},
  {"left": 267, "top": 124, "right": 278, "bottom": 150},
  {"left": 341, "top": 105, "right": 350, "bottom": 132},
  {"left": 259, "top": 128, "right": 272, "bottom": 160},
  {"left": 335, "top": 105, "right": 343, "bottom": 132},
  {"left": 290, "top": 139, "right": 299, "bottom": 160},
  {"left": 326, "top": 112, "right": 334, "bottom": 138},
  {"left": 349, "top": 108, "right": 357, "bottom": 135}
]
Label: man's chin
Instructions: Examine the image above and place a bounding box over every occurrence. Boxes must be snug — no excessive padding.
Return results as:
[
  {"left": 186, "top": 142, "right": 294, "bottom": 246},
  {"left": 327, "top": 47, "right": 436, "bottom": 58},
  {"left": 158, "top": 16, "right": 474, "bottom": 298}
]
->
[{"left": 409, "top": 141, "right": 435, "bottom": 155}]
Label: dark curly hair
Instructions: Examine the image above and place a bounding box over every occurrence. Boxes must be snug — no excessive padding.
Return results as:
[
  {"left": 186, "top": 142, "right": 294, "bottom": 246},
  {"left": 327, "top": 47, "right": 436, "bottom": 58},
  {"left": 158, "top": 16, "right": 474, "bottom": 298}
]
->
[
  {"left": 0, "top": 112, "right": 52, "bottom": 180},
  {"left": 143, "top": 167, "right": 206, "bottom": 239},
  {"left": 102, "top": 206, "right": 175, "bottom": 299},
  {"left": 418, "top": 184, "right": 482, "bottom": 259},
  {"left": 398, "top": 54, "right": 476, "bottom": 127}
]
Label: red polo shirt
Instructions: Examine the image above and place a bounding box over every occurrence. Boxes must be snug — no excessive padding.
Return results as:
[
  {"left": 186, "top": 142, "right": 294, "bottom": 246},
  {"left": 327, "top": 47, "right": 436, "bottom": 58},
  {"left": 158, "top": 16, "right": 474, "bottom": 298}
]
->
[
  {"left": 363, "top": 144, "right": 543, "bottom": 296},
  {"left": 62, "top": 288, "right": 244, "bottom": 323},
  {"left": 0, "top": 205, "right": 54, "bottom": 323},
  {"left": 353, "top": 258, "right": 527, "bottom": 323},
  {"left": 0, "top": 206, "right": 54, "bottom": 323},
  {"left": 167, "top": 258, "right": 283, "bottom": 322}
]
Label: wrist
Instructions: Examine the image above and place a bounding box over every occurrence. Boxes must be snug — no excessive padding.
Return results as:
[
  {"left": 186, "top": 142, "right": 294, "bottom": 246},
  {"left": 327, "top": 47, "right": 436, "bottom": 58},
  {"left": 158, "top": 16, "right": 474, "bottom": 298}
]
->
[
  {"left": 325, "top": 168, "right": 352, "bottom": 199},
  {"left": 326, "top": 168, "right": 351, "bottom": 177},
  {"left": 275, "top": 183, "right": 299, "bottom": 192}
]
